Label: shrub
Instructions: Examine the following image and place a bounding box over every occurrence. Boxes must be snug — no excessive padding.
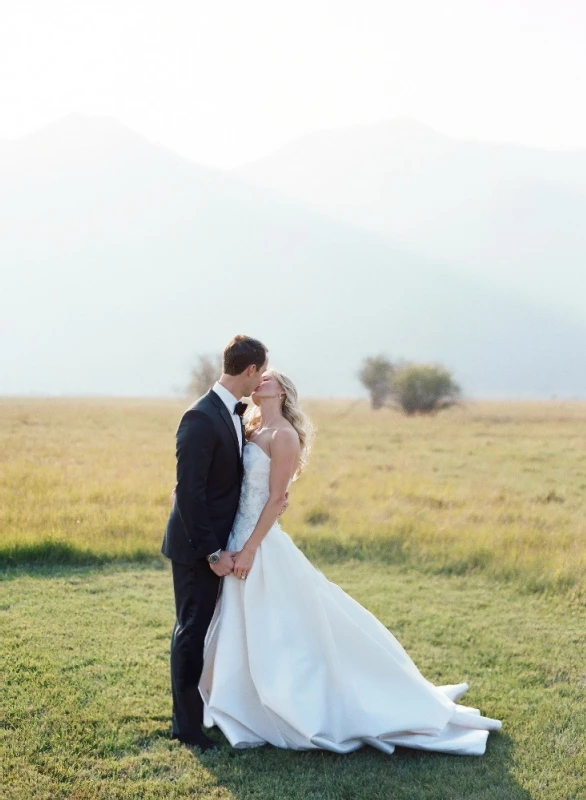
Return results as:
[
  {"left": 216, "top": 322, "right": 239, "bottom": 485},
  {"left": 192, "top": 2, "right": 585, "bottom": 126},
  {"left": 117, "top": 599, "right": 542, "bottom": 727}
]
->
[
  {"left": 358, "top": 355, "right": 395, "bottom": 409},
  {"left": 389, "top": 362, "right": 461, "bottom": 415},
  {"left": 187, "top": 353, "right": 222, "bottom": 399}
]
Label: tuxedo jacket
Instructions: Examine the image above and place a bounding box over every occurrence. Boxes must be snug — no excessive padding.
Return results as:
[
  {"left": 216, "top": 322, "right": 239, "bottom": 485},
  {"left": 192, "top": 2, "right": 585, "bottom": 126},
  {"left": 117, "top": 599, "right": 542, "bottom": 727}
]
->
[{"left": 161, "top": 388, "right": 245, "bottom": 564}]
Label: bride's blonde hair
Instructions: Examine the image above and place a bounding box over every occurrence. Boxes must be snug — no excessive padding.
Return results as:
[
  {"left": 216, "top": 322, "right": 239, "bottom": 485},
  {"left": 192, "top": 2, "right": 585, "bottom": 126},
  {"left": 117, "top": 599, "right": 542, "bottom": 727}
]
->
[{"left": 244, "top": 368, "right": 314, "bottom": 480}]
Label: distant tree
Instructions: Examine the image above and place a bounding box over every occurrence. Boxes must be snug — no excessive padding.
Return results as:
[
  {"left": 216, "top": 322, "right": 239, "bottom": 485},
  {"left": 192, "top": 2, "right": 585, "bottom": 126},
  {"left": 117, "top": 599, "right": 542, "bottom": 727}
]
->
[
  {"left": 187, "top": 354, "right": 222, "bottom": 398},
  {"left": 358, "top": 355, "right": 395, "bottom": 409},
  {"left": 389, "top": 362, "right": 461, "bottom": 415}
]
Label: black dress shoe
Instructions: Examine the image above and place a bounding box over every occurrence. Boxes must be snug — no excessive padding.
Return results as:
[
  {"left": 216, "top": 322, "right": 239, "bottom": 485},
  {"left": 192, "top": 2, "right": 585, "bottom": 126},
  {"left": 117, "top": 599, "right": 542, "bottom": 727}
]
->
[{"left": 171, "top": 731, "right": 218, "bottom": 752}]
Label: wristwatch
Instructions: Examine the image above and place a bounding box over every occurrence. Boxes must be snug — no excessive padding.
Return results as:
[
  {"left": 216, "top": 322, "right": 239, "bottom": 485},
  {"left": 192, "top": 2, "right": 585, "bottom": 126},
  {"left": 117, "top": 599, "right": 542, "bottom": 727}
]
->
[{"left": 206, "top": 548, "right": 222, "bottom": 564}]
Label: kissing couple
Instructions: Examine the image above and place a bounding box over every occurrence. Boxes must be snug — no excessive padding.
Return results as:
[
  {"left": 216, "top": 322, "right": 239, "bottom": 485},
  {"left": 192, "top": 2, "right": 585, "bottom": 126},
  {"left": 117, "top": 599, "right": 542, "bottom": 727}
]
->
[{"left": 161, "top": 334, "right": 502, "bottom": 755}]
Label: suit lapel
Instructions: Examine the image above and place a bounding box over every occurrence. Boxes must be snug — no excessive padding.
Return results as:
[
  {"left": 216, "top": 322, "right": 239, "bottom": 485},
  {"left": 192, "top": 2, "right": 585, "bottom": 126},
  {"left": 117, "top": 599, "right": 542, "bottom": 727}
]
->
[{"left": 209, "top": 389, "right": 242, "bottom": 465}]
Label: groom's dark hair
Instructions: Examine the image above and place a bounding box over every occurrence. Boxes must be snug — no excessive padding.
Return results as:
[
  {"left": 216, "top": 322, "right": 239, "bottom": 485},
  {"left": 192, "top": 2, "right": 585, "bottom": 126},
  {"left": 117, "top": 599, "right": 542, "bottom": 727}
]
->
[{"left": 223, "top": 335, "right": 268, "bottom": 375}]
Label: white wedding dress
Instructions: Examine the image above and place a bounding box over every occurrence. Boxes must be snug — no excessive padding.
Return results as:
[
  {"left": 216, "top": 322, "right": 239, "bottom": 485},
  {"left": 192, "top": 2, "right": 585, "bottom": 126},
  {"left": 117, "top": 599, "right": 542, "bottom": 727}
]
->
[{"left": 199, "top": 441, "right": 502, "bottom": 755}]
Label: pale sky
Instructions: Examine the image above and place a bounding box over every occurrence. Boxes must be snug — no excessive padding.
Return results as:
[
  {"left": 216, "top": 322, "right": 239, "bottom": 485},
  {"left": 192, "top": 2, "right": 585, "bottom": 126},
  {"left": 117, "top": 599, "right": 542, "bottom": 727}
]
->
[{"left": 1, "top": 0, "right": 585, "bottom": 168}]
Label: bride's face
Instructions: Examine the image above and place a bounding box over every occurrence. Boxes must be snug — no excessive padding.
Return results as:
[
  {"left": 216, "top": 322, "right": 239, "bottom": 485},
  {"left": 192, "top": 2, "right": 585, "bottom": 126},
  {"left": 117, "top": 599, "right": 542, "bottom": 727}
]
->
[{"left": 251, "top": 372, "right": 283, "bottom": 405}]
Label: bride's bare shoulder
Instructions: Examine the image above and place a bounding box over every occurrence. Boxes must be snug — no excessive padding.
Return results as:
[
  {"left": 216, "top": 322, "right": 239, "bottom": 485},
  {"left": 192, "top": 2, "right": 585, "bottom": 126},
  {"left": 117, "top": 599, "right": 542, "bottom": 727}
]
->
[{"left": 270, "top": 422, "right": 300, "bottom": 453}]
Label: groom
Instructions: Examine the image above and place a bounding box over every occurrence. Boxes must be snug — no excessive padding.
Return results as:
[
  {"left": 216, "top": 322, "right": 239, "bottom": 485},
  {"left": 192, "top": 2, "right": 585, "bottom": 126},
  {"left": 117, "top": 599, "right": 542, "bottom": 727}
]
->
[{"left": 161, "top": 334, "right": 270, "bottom": 751}]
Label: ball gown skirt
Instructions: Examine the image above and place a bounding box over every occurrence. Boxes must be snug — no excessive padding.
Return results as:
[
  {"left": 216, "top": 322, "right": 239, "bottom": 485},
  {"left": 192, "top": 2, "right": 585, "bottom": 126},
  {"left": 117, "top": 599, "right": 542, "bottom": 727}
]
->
[{"left": 199, "top": 442, "right": 502, "bottom": 756}]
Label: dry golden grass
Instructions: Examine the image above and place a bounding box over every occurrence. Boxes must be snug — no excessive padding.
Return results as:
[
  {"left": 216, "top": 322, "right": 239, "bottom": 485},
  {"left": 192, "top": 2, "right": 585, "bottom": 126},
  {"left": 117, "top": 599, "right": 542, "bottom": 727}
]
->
[{"left": 1, "top": 397, "right": 585, "bottom": 596}]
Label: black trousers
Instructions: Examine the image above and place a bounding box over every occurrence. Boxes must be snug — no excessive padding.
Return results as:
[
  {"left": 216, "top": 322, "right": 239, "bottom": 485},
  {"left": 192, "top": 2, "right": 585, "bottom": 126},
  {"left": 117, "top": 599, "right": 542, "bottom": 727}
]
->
[{"left": 169, "top": 558, "right": 220, "bottom": 738}]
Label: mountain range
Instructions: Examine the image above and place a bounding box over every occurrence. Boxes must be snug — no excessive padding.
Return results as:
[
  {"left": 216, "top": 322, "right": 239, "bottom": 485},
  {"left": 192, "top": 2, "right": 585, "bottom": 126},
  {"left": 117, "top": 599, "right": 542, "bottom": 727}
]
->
[
  {"left": 1, "top": 114, "right": 584, "bottom": 398},
  {"left": 237, "top": 117, "right": 586, "bottom": 324}
]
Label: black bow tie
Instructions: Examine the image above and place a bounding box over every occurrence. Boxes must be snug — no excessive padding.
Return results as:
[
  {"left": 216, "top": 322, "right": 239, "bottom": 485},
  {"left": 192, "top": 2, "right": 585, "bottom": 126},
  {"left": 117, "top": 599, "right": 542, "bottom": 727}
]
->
[{"left": 233, "top": 401, "right": 248, "bottom": 417}]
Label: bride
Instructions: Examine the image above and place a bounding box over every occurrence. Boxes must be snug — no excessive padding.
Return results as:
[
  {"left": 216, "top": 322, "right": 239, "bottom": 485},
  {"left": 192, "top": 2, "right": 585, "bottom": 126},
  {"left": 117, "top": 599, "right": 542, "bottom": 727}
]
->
[{"left": 199, "top": 368, "right": 502, "bottom": 756}]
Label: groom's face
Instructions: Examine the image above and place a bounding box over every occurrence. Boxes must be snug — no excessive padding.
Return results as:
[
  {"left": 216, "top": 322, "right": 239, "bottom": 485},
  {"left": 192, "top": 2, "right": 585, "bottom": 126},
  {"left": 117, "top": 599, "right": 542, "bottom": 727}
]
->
[{"left": 244, "top": 358, "right": 268, "bottom": 396}]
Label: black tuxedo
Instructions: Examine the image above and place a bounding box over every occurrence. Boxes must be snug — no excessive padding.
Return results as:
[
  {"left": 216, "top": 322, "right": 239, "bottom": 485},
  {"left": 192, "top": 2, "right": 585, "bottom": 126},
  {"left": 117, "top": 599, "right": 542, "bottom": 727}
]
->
[
  {"left": 161, "top": 388, "right": 245, "bottom": 563},
  {"left": 161, "top": 388, "right": 245, "bottom": 739}
]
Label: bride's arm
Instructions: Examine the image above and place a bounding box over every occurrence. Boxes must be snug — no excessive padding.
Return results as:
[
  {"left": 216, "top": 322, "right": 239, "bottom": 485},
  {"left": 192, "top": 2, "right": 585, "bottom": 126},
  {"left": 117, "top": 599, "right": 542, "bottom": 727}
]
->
[{"left": 232, "top": 429, "right": 299, "bottom": 579}]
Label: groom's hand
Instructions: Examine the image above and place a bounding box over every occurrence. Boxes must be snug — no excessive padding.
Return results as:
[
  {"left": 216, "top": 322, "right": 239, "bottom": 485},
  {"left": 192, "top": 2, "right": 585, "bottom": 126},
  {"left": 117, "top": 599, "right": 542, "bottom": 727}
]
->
[
  {"left": 278, "top": 490, "right": 290, "bottom": 517},
  {"left": 209, "top": 550, "right": 236, "bottom": 577}
]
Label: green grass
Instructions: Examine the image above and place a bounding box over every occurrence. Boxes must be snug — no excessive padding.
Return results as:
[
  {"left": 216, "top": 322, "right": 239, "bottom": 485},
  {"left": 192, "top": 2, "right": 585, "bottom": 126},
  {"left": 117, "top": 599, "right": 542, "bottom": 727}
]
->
[
  {"left": 2, "top": 559, "right": 584, "bottom": 799},
  {"left": 1, "top": 398, "right": 585, "bottom": 798}
]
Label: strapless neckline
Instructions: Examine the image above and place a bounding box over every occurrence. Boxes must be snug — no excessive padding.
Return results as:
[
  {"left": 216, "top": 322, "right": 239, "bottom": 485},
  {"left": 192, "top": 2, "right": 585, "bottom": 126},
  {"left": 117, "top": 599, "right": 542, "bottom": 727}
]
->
[{"left": 246, "top": 440, "right": 271, "bottom": 461}]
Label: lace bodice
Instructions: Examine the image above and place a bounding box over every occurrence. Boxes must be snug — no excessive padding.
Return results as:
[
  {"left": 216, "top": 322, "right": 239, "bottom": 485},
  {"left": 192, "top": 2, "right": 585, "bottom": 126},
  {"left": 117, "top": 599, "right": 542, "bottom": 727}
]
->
[{"left": 226, "top": 441, "right": 286, "bottom": 551}]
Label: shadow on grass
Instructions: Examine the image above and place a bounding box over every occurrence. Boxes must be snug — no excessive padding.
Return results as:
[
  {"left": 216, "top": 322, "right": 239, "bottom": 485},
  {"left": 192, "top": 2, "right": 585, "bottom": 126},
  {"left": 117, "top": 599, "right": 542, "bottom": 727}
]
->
[
  {"left": 0, "top": 532, "right": 412, "bottom": 571},
  {"left": 0, "top": 541, "right": 168, "bottom": 581},
  {"left": 297, "top": 533, "right": 580, "bottom": 599},
  {"left": 144, "top": 727, "right": 530, "bottom": 800},
  {"left": 2, "top": 535, "right": 580, "bottom": 599}
]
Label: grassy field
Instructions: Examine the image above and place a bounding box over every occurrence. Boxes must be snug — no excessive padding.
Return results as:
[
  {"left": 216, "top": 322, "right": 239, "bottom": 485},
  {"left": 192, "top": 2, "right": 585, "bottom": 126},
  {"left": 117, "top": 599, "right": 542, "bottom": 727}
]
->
[
  {"left": 1, "top": 397, "right": 585, "bottom": 799},
  {"left": 1, "top": 397, "right": 585, "bottom": 596}
]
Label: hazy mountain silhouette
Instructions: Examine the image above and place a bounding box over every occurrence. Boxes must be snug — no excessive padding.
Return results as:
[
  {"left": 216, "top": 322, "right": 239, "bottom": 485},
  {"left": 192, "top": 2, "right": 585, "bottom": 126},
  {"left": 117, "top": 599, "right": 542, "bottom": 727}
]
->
[
  {"left": 237, "top": 118, "right": 586, "bottom": 324},
  {"left": 1, "top": 114, "right": 584, "bottom": 398}
]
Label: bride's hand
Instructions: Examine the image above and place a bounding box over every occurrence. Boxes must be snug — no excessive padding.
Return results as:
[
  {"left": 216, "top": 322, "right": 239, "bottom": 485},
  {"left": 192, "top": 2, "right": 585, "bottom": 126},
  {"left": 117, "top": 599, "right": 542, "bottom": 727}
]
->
[{"left": 233, "top": 547, "right": 255, "bottom": 580}]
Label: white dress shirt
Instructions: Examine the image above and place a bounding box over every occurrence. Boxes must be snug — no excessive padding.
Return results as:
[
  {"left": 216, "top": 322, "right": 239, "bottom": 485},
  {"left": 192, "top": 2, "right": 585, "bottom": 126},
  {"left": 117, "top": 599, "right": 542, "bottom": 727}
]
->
[{"left": 212, "top": 380, "right": 243, "bottom": 455}]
